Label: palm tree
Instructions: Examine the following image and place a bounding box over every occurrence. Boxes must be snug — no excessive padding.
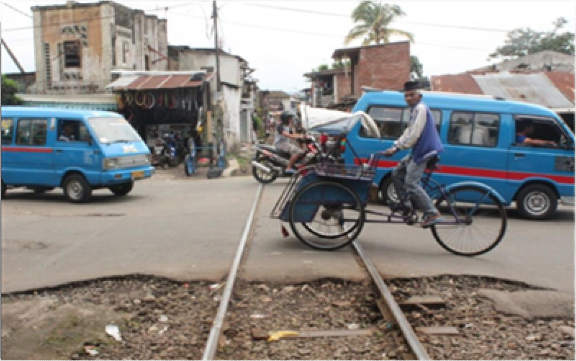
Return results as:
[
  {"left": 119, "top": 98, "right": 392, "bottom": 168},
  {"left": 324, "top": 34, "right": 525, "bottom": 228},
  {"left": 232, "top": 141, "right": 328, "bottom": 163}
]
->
[{"left": 345, "top": 1, "right": 414, "bottom": 46}]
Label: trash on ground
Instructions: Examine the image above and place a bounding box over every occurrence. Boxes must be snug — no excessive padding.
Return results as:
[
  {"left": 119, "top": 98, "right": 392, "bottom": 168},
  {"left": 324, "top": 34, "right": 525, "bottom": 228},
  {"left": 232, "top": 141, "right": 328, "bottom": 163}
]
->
[{"left": 105, "top": 324, "right": 122, "bottom": 341}]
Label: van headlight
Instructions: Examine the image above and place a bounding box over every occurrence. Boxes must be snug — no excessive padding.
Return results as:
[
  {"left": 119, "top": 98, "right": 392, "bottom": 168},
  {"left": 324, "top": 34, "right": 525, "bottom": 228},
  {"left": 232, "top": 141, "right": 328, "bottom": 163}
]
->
[
  {"left": 103, "top": 158, "right": 120, "bottom": 170},
  {"left": 145, "top": 154, "right": 151, "bottom": 164}
]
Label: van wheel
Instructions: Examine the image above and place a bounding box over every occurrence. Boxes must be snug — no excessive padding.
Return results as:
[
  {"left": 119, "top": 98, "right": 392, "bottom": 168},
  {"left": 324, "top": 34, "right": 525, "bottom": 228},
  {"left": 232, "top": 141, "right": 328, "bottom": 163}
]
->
[
  {"left": 63, "top": 174, "right": 92, "bottom": 203},
  {"left": 2, "top": 180, "right": 6, "bottom": 198},
  {"left": 378, "top": 177, "right": 398, "bottom": 205},
  {"left": 516, "top": 184, "right": 557, "bottom": 220},
  {"left": 109, "top": 182, "right": 133, "bottom": 196}
]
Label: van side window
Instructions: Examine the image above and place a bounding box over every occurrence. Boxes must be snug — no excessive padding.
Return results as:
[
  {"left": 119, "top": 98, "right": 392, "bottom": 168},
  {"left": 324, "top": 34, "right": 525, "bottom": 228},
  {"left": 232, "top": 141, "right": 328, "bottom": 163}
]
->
[
  {"left": 449, "top": 112, "right": 499, "bottom": 147},
  {"left": 58, "top": 120, "right": 85, "bottom": 142},
  {"left": 16, "top": 119, "right": 48, "bottom": 146},
  {"left": 514, "top": 117, "right": 562, "bottom": 147},
  {"left": 365, "top": 107, "right": 442, "bottom": 139},
  {"left": 1, "top": 118, "right": 14, "bottom": 145}
]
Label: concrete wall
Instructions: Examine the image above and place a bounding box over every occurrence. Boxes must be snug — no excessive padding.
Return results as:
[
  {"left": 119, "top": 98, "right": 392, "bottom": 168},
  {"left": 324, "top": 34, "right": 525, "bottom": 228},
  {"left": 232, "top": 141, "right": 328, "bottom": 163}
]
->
[
  {"left": 32, "top": 1, "right": 168, "bottom": 94},
  {"left": 172, "top": 50, "right": 242, "bottom": 87},
  {"left": 357, "top": 42, "right": 410, "bottom": 92}
]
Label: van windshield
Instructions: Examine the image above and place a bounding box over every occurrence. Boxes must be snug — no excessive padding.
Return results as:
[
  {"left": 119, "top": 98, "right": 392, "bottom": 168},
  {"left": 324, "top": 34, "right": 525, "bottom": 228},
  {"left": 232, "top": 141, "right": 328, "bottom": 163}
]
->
[{"left": 87, "top": 117, "right": 142, "bottom": 144}]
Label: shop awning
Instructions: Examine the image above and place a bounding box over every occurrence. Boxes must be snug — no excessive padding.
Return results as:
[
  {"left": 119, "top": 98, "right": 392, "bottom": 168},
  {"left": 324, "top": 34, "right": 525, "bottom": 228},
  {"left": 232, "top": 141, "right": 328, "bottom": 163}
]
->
[{"left": 106, "top": 71, "right": 213, "bottom": 91}]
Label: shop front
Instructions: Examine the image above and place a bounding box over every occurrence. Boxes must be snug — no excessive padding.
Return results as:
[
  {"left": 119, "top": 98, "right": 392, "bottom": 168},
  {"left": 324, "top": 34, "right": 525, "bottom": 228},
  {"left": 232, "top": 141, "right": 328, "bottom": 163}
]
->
[{"left": 106, "top": 71, "right": 212, "bottom": 152}]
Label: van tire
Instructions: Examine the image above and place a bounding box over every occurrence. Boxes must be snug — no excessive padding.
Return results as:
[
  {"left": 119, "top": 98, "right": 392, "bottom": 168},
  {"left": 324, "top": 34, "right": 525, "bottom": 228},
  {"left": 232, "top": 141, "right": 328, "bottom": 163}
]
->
[
  {"left": 109, "top": 182, "right": 133, "bottom": 196},
  {"left": 2, "top": 180, "right": 6, "bottom": 198},
  {"left": 63, "top": 174, "right": 92, "bottom": 203},
  {"left": 378, "top": 177, "right": 398, "bottom": 205},
  {"left": 516, "top": 184, "right": 557, "bottom": 220}
]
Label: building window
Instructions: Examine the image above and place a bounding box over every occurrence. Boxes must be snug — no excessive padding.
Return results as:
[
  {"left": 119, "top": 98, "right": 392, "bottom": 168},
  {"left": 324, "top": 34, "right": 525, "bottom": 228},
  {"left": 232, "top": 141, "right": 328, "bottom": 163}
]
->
[
  {"left": 16, "top": 119, "right": 48, "bottom": 146},
  {"left": 63, "top": 41, "right": 81, "bottom": 68},
  {"left": 123, "top": 41, "right": 129, "bottom": 64},
  {"left": 448, "top": 112, "right": 499, "bottom": 147}
]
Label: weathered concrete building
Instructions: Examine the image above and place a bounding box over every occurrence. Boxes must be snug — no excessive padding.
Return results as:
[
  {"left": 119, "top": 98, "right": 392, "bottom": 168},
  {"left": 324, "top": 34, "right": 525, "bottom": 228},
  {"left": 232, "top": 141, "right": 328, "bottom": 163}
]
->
[
  {"left": 168, "top": 46, "right": 257, "bottom": 145},
  {"left": 31, "top": 0, "right": 168, "bottom": 94},
  {"left": 304, "top": 42, "right": 411, "bottom": 108}
]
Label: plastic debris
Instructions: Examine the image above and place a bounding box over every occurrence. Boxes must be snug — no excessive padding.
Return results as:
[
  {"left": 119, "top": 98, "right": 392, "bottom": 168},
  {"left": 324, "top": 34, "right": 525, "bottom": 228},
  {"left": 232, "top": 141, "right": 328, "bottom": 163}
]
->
[
  {"left": 106, "top": 324, "right": 122, "bottom": 341},
  {"left": 84, "top": 345, "right": 99, "bottom": 356},
  {"left": 159, "top": 315, "right": 169, "bottom": 323},
  {"left": 250, "top": 314, "right": 266, "bottom": 319},
  {"left": 347, "top": 323, "right": 360, "bottom": 331},
  {"left": 267, "top": 330, "right": 299, "bottom": 342},
  {"left": 159, "top": 326, "right": 169, "bottom": 335},
  {"left": 281, "top": 225, "right": 289, "bottom": 238}
]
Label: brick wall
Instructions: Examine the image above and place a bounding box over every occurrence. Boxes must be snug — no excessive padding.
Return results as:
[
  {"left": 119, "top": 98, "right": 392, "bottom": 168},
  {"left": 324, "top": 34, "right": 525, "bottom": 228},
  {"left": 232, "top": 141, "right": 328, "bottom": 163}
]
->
[{"left": 356, "top": 42, "right": 410, "bottom": 94}]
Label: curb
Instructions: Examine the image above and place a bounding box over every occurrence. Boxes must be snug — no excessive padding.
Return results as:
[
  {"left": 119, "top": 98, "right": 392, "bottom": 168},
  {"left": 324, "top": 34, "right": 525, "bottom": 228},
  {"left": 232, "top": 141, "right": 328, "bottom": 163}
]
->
[{"left": 222, "top": 158, "right": 240, "bottom": 177}]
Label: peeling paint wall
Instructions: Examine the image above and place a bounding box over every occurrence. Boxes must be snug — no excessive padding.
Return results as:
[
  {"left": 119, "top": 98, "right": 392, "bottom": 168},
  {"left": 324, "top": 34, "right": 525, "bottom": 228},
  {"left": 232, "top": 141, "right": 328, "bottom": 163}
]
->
[{"left": 32, "top": 1, "right": 168, "bottom": 94}]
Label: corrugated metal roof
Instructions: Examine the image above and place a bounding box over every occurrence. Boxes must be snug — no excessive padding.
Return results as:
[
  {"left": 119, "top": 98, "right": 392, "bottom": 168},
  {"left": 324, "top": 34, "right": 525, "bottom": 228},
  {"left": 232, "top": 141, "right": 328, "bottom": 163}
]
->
[
  {"left": 545, "top": 71, "right": 575, "bottom": 102},
  {"left": 472, "top": 72, "right": 573, "bottom": 108},
  {"left": 106, "top": 72, "right": 211, "bottom": 91},
  {"left": 430, "top": 74, "right": 484, "bottom": 94},
  {"left": 431, "top": 71, "right": 574, "bottom": 109}
]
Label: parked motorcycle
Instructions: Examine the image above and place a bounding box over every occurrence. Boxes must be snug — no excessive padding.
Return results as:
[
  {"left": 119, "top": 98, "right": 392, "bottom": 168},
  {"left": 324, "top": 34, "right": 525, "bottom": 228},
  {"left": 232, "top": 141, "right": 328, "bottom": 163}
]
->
[
  {"left": 155, "top": 133, "right": 180, "bottom": 169},
  {"left": 251, "top": 132, "right": 333, "bottom": 184}
]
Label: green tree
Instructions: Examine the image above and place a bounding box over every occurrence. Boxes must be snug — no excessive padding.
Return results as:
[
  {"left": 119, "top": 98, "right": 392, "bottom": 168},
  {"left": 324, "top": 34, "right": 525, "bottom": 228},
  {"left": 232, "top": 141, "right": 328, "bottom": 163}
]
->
[
  {"left": 345, "top": 1, "right": 413, "bottom": 45},
  {"left": 410, "top": 55, "right": 424, "bottom": 80},
  {"left": 1, "top": 75, "right": 23, "bottom": 105},
  {"left": 489, "top": 17, "right": 575, "bottom": 59}
]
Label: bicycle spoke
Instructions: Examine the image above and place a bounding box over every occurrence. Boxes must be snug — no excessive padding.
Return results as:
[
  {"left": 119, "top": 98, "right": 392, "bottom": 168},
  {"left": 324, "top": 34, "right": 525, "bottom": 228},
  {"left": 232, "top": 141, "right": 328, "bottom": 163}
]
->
[{"left": 432, "top": 186, "right": 507, "bottom": 256}]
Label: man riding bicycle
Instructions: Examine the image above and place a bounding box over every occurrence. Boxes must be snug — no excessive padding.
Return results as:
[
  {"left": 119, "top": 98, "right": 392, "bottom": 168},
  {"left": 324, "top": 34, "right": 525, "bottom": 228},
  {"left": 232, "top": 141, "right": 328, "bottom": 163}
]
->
[{"left": 383, "top": 81, "right": 444, "bottom": 227}]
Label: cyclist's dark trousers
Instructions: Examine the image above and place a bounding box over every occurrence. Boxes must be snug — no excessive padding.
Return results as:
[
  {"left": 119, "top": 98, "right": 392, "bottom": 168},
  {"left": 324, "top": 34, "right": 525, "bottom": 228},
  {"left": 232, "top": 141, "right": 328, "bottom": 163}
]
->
[{"left": 392, "top": 155, "right": 437, "bottom": 215}]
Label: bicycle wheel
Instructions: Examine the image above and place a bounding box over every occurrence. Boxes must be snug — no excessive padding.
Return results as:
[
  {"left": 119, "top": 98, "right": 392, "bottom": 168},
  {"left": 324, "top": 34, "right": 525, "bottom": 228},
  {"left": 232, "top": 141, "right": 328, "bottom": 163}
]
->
[
  {"left": 289, "top": 180, "right": 365, "bottom": 250},
  {"left": 431, "top": 185, "right": 507, "bottom": 256}
]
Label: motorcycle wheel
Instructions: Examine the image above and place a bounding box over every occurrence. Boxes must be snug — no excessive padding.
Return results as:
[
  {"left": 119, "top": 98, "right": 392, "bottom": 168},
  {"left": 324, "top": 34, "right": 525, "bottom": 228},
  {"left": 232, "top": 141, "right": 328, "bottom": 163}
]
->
[{"left": 252, "top": 156, "right": 278, "bottom": 184}]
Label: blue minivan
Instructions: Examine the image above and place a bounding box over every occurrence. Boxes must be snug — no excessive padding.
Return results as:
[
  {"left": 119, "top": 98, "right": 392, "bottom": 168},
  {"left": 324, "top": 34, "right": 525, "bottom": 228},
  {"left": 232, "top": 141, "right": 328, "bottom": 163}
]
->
[
  {"left": 344, "top": 91, "right": 574, "bottom": 220},
  {"left": 1, "top": 107, "right": 155, "bottom": 203}
]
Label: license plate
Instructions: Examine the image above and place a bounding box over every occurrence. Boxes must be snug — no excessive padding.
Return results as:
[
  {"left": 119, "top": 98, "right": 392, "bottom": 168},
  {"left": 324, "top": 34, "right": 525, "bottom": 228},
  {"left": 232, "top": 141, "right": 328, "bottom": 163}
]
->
[{"left": 132, "top": 170, "right": 145, "bottom": 179}]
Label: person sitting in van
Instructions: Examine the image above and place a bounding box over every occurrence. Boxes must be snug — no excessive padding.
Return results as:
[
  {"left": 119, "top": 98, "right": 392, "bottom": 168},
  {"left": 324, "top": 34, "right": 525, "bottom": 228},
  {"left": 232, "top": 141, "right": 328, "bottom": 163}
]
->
[
  {"left": 516, "top": 120, "right": 556, "bottom": 146},
  {"left": 383, "top": 81, "right": 444, "bottom": 227},
  {"left": 59, "top": 122, "right": 76, "bottom": 142}
]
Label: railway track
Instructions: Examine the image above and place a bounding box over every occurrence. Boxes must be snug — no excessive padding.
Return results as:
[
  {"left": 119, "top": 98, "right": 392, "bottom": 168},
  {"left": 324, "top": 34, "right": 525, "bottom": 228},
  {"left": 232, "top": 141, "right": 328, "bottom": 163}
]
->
[{"left": 201, "top": 183, "right": 431, "bottom": 360}]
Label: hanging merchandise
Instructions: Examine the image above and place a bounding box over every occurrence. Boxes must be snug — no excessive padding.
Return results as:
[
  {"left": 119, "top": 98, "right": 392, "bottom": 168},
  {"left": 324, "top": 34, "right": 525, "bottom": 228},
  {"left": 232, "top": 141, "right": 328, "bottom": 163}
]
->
[
  {"left": 144, "top": 92, "right": 155, "bottom": 109},
  {"left": 167, "top": 91, "right": 178, "bottom": 109},
  {"left": 124, "top": 92, "right": 133, "bottom": 105},
  {"left": 156, "top": 92, "right": 164, "bottom": 108},
  {"left": 135, "top": 91, "right": 146, "bottom": 108}
]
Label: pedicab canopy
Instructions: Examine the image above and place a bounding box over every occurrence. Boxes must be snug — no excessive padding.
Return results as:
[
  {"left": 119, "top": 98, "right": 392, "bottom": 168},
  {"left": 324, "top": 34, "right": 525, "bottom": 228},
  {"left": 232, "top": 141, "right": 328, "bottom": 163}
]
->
[{"left": 300, "top": 104, "right": 380, "bottom": 138}]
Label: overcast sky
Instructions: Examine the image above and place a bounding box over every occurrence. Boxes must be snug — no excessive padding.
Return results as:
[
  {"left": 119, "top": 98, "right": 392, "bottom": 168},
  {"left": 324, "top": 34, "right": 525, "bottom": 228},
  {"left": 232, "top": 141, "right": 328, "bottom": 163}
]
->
[{"left": 1, "top": 0, "right": 575, "bottom": 93}]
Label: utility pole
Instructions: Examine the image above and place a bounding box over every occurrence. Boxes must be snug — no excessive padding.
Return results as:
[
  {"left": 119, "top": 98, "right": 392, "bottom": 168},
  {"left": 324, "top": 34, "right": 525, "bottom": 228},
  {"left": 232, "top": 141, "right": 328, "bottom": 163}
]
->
[
  {"left": 212, "top": 0, "right": 221, "bottom": 92},
  {"left": 1, "top": 38, "right": 25, "bottom": 74}
]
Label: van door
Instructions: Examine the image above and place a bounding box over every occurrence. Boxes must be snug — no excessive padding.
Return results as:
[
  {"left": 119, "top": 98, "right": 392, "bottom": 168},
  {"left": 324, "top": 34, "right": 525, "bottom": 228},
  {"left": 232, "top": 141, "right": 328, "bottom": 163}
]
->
[
  {"left": 4, "top": 117, "right": 56, "bottom": 186},
  {"left": 54, "top": 119, "right": 102, "bottom": 185},
  {"left": 436, "top": 111, "right": 511, "bottom": 201},
  {"left": 508, "top": 116, "right": 575, "bottom": 196}
]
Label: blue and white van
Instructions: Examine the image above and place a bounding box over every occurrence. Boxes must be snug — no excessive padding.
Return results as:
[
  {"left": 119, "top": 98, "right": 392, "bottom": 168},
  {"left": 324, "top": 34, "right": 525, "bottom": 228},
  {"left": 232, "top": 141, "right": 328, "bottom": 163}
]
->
[
  {"left": 345, "top": 91, "right": 574, "bottom": 219},
  {"left": 1, "top": 107, "right": 154, "bottom": 203}
]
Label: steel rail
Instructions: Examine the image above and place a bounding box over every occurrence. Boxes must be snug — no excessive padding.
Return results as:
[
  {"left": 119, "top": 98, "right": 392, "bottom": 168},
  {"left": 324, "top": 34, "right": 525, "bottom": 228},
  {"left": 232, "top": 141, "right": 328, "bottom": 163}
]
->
[
  {"left": 352, "top": 240, "right": 431, "bottom": 360},
  {"left": 202, "top": 183, "right": 264, "bottom": 360}
]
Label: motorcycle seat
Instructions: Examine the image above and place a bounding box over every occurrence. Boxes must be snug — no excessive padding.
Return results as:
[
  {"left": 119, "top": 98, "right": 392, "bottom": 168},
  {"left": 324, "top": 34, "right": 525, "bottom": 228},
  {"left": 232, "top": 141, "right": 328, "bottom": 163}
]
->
[{"left": 260, "top": 145, "right": 291, "bottom": 158}]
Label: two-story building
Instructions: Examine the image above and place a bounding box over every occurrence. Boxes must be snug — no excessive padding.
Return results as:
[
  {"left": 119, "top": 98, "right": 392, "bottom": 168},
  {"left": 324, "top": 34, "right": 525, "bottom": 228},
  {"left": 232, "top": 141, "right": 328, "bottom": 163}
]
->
[
  {"left": 304, "top": 41, "right": 411, "bottom": 109},
  {"left": 31, "top": 0, "right": 168, "bottom": 94}
]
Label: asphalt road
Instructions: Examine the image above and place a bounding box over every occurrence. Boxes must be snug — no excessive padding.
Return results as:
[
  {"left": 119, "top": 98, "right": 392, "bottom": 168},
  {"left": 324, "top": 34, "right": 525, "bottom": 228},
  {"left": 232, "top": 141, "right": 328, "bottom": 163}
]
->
[{"left": 2, "top": 175, "right": 574, "bottom": 297}]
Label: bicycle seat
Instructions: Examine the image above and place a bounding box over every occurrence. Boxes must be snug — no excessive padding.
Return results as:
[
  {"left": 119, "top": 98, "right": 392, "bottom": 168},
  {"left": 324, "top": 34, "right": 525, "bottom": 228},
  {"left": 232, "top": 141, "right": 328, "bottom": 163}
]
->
[{"left": 425, "top": 155, "right": 440, "bottom": 170}]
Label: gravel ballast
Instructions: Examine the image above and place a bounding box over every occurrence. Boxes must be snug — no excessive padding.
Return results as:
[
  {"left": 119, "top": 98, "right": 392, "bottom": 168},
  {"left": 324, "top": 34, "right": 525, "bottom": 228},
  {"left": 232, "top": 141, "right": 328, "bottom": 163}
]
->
[{"left": 1, "top": 275, "right": 573, "bottom": 360}]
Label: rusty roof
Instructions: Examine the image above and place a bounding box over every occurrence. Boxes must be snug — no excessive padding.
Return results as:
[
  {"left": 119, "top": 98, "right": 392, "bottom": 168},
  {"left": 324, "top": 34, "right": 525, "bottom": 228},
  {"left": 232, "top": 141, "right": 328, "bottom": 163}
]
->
[
  {"left": 431, "top": 71, "right": 574, "bottom": 109},
  {"left": 107, "top": 72, "right": 211, "bottom": 91},
  {"left": 430, "top": 74, "right": 484, "bottom": 95}
]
